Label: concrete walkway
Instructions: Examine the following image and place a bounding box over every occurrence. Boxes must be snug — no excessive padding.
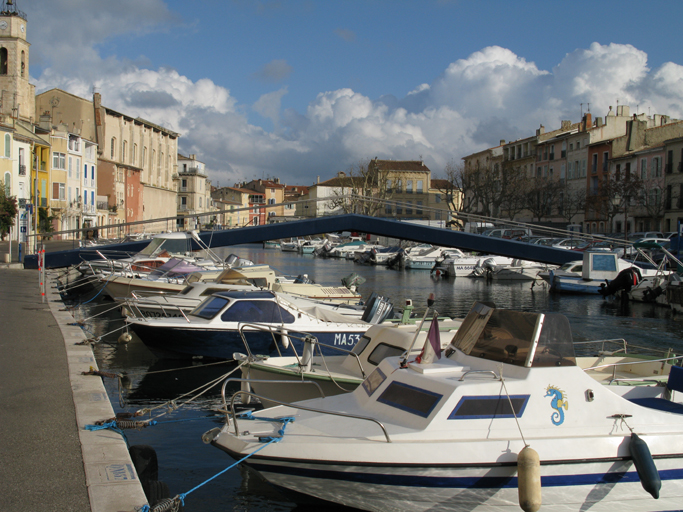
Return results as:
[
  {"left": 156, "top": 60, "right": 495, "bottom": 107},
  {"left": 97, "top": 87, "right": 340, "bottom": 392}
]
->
[{"left": 0, "top": 268, "right": 146, "bottom": 511}]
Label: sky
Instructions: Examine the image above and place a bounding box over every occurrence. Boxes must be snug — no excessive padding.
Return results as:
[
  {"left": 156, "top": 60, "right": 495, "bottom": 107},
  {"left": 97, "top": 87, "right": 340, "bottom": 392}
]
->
[{"left": 22, "top": 0, "right": 683, "bottom": 188}]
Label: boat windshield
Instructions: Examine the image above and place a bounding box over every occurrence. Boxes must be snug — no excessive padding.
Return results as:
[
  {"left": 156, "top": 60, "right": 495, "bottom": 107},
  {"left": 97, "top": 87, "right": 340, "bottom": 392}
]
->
[
  {"left": 220, "top": 300, "right": 296, "bottom": 324},
  {"left": 138, "top": 236, "right": 192, "bottom": 257},
  {"left": 191, "top": 296, "right": 230, "bottom": 319},
  {"left": 449, "top": 302, "right": 576, "bottom": 367}
]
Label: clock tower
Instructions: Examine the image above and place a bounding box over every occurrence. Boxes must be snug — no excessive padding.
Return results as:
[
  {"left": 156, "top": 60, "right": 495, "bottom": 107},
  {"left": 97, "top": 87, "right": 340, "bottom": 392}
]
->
[{"left": 0, "top": 0, "right": 34, "bottom": 123}]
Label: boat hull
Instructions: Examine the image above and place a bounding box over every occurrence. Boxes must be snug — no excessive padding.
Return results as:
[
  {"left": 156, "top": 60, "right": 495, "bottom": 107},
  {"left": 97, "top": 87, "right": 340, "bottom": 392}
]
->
[
  {"left": 218, "top": 447, "right": 683, "bottom": 512},
  {"left": 129, "top": 323, "right": 367, "bottom": 359}
]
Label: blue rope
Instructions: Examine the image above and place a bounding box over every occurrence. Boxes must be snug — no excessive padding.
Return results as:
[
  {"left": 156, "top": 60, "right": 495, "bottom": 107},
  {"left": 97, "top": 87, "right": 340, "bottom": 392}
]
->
[
  {"left": 85, "top": 420, "right": 130, "bottom": 447},
  {"left": 79, "top": 272, "right": 115, "bottom": 305},
  {"left": 141, "top": 415, "right": 295, "bottom": 511}
]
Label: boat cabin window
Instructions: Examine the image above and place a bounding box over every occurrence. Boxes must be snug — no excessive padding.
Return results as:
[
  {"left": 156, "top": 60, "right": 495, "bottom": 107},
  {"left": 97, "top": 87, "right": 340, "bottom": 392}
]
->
[
  {"left": 377, "top": 382, "right": 443, "bottom": 418},
  {"left": 449, "top": 302, "right": 576, "bottom": 367},
  {"left": 191, "top": 296, "right": 229, "bottom": 319},
  {"left": 220, "top": 300, "right": 295, "bottom": 324},
  {"left": 179, "top": 286, "right": 193, "bottom": 295},
  {"left": 559, "top": 262, "right": 581, "bottom": 272},
  {"left": 351, "top": 335, "right": 371, "bottom": 355},
  {"left": 367, "top": 343, "right": 405, "bottom": 366}
]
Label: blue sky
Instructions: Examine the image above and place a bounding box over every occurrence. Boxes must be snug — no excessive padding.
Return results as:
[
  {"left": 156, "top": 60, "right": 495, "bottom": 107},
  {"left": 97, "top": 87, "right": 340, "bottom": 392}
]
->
[{"left": 23, "top": 0, "right": 683, "bottom": 186}]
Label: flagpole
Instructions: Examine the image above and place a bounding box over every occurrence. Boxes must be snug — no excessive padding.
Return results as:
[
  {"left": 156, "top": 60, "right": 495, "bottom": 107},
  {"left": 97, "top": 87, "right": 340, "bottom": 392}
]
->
[{"left": 400, "top": 293, "right": 435, "bottom": 368}]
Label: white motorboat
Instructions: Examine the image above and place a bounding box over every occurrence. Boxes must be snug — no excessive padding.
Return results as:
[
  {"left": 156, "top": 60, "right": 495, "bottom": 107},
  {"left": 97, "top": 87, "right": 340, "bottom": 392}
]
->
[
  {"left": 78, "top": 230, "right": 225, "bottom": 277},
  {"left": 209, "top": 301, "right": 683, "bottom": 512},
  {"left": 435, "top": 254, "right": 513, "bottom": 277},
  {"left": 549, "top": 252, "right": 661, "bottom": 295},
  {"left": 126, "top": 289, "right": 393, "bottom": 359},
  {"left": 538, "top": 260, "right": 583, "bottom": 284},
  {"left": 236, "top": 313, "right": 462, "bottom": 406},
  {"left": 489, "top": 259, "right": 556, "bottom": 282},
  {"left": 98, "top": 254, "right": 252, "bottom": 299}
]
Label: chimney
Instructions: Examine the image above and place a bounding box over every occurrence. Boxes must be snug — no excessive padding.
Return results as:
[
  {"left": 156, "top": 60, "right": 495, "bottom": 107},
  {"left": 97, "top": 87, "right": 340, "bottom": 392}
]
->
[
  {"left": 561, "top": 120, "right": 571, "bottom": 130},
  {"left": 500, "top": 139, "right": 505, "bottom": 146},
  {"left": 582, "top": 113, "right": 592, "bottom": 132},
  {"left": 39, "top": 113, "right": 51, "bottom": 131},
  {"left": 317, "top": 176, "right": 320, "bottom": 183},
  {"left": 595, "top": 117, "right": 603, "bottom": 127},
  {"left": 536, "top": 125, "right": 545, "bottom": 136}
]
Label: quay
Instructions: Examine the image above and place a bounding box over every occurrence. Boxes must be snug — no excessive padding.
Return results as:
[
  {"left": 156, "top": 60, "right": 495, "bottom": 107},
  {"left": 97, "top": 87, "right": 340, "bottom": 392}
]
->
[{"left": 0, "top": 267, "right": 146, "bottom": 512}]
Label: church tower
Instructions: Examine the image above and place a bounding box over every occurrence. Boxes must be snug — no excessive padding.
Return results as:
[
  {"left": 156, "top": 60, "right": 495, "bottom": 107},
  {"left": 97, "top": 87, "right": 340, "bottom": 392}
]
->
[{"left": 0, "top": 0, "right": 34, "bottom": 123}]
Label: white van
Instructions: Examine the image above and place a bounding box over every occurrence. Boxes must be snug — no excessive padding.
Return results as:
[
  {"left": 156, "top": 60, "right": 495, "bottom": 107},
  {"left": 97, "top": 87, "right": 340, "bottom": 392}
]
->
[{"left": 464, "top": 222, "right": 494, "bottom": 234}]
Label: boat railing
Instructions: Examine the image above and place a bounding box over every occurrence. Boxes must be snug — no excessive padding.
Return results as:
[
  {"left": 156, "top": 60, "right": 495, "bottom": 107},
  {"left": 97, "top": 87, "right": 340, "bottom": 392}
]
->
[
  {"left": 219, "top": 384, "right": 392, "bottom": 443},
  {"left": 583, "top": 355, "right": 682, "bottom": 382},
  {"left": 123, "top": 299, "right": 191, "bottom": 322},
  {"left": 237, "top": 323, "right": 366, "bottom": 377},
  {"left": 459, "top": 370, "right": 500, "bottom": 381},
  {"left": 574, "top": 338, "right": 675, "bottom": 357}
]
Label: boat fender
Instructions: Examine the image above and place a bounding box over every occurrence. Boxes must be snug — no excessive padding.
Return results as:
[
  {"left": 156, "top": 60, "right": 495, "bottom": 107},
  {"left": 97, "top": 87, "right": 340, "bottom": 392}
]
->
[
  {"left": 517, "top": 446, "right": 542, "bottom": 512},
  {"left": 241, "top": 379, "right": 252, "bottom": 405},
  {"left": 630, "top": 432, "right": 661, "bottom": 499},
  {"left": 118, "top": 332, "right": 132, "bottom": 344},
  {"left": 281, "top": 329, "right": 290, "bottom": 349}
]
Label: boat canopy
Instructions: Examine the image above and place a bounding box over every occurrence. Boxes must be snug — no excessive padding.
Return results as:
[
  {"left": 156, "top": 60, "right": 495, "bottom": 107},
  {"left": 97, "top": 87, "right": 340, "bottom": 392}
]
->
[
  {"left": 136, "top": 233, "right": 194, "bottom": 257},
  {"left": 449, "top": 301, "right": 576, "bottom": 368}
]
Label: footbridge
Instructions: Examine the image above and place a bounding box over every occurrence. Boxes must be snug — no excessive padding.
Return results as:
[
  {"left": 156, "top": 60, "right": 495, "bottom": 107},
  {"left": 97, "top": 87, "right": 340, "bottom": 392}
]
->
[{"left": 26, "top": 214, "right": 580, "bottom": 269}]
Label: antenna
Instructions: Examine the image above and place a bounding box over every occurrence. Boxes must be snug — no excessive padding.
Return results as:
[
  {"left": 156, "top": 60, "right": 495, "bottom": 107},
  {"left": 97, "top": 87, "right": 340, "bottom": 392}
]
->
[
  {"left": 580, "top": 103, "right": 583, "bottom": 117},
  {"left": 587, "top": 103, "right": 590, "bottom": 113}
]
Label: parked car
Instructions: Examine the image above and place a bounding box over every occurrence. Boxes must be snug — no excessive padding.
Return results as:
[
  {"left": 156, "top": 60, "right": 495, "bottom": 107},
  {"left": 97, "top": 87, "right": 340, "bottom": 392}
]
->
[
  {"left": 628, "top": 231, "right": 664, "bottom": 242},
  {"left": 502, "top": 228, "right": 533, "bottom": 240},
  {"left": 551, "top": 238, "right": 584, "bottom": 250},
  {"left": 532, "top": 237, "right": 561, "bottom": 246},
  {"left": 482, "top": 229, "right": 505, "bottom": 238},
  {"left": 573, "top": 240, "right": 615, "bottom": 252}
]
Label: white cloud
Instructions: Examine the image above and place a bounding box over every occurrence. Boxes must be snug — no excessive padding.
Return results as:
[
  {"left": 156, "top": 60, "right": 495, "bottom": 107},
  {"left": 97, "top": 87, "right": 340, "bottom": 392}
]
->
[{"left": 23, "top": 1, "right": 683, "bottom": 186}]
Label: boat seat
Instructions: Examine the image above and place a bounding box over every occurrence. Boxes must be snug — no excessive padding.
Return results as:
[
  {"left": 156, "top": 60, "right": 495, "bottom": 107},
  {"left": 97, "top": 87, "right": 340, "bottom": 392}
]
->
[{"left": 628, "top": 365, "right": 683, "bottom": 414}]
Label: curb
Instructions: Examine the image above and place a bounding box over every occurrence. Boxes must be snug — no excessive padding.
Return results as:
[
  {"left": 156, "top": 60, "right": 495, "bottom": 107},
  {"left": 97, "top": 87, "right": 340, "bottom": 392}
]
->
[{"left": 47, "top": 279, "right": 148, "bottom": 512}]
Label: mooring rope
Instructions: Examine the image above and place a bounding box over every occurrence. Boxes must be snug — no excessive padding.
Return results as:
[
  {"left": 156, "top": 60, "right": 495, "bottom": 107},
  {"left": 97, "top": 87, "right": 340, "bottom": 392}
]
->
[{"left": 138, "top": 414, "right": 295, "bottom": 512}]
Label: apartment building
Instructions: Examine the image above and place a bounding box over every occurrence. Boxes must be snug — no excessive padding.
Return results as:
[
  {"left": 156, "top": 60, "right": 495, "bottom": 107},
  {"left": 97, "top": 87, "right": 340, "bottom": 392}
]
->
[{"left": 176, "top": 153, "right": 212, "bottom": 230}]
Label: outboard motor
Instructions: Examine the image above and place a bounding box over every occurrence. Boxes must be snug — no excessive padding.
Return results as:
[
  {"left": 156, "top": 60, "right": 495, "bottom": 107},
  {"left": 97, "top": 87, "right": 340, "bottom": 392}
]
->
[
  {"left": 224, "top": 254, "right": 254, "bottom": 267},
  {"left": 294, "top": 274, "right": 315, "bottom": 284},
  {"left": 361, "top": 295, "right": 394, "bottom": 324},
  {"left": 643, "top": 285, "right": 664, "bottom": 303},
  {"left": 599, "top": 267, "right": 642, "bottom": 297},
  {"left": 386, "top": 248, "right": 405, "bottom": 269},
  {"left": 341, "top": 272, "right": 366, "bottom": 292}
]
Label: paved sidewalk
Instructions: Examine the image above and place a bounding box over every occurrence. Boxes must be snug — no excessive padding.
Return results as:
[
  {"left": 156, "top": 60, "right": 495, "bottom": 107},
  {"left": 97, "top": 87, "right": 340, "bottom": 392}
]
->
[{"left": 0, "top": 268, "right": 146, "bottom": 511}]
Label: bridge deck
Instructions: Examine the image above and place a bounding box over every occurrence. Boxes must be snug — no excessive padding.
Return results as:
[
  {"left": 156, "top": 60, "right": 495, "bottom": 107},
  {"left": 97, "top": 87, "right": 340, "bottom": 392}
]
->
[{"left": 26, "top": 214, "right": 579, "bottom": 269}]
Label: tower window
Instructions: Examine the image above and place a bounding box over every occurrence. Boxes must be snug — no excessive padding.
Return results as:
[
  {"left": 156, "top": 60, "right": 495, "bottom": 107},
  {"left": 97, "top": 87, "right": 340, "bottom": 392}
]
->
[
  {"left": 0, "top": 48, "right": 7, "bottom": 75},
  {"left": 20, "top": 50, "right": 24, "bottom": 77}
]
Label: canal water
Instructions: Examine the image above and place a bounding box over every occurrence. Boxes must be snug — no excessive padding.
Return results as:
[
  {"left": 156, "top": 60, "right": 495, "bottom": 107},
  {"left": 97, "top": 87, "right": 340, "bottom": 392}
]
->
[{"left": 71, "top": 244, "right": 683, "bottom": 511}]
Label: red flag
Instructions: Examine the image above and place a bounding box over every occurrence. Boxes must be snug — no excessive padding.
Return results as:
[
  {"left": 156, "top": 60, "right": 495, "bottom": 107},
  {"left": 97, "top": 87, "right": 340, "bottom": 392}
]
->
[{"left": 415, "top": 313, "right": 441, "bottom": 364}]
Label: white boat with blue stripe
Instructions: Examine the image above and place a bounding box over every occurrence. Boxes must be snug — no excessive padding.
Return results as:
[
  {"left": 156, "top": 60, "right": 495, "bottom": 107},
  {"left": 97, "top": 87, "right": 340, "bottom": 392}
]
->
[{"left": 209, "top": 301, "right": 683, "bottom": 512}]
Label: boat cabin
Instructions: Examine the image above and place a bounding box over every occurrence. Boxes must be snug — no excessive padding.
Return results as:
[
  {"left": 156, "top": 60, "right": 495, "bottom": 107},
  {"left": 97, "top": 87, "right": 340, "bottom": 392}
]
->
[{"left": 190, "top": 290, "right": 297, "bottom": 324}]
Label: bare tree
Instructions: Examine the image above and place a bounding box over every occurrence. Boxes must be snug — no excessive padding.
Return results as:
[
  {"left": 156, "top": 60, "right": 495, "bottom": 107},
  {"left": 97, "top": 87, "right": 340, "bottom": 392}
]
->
[
  {"left": 441, "top": 159, "right": 477, "bottom": 215},
  {"left": 330, "top": 159, "right": 392, "bottom": 216},
  {"left": 525, "top": 178, "right": 562, "bottom": 223},
  {"left": 499, "top": 168, "right": 533, "bottom": 220},
  {"left": 558, "top": 185, "right": 587, "bottom": 225},
  {"left": 597, "top": 169, "right": 643, "bottom": 238}
]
